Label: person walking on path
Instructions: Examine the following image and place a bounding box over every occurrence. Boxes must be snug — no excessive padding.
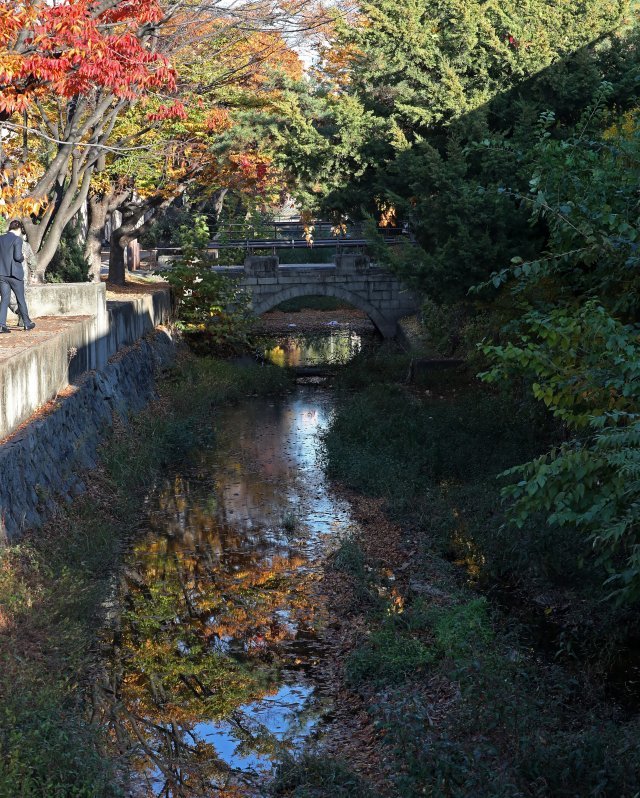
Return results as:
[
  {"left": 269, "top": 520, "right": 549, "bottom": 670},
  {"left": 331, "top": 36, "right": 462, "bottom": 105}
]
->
[
  {"left": 8, "top": 221, "right": 41, "bottom": 326},
  {"left": 0, "top": 220, "right": 35, "bottom": 334}
]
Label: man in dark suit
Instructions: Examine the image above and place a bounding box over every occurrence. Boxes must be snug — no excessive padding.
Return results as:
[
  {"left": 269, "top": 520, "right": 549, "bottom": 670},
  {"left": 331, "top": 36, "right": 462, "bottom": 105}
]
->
[{"left": 0, "top": 220, "right": 35, "bottom": 334}]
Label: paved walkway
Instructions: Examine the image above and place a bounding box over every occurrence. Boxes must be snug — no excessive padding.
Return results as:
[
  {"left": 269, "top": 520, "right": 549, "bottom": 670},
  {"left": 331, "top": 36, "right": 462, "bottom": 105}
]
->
[{"left": 0, "top": 316, "right": 92, "bottom": 365}]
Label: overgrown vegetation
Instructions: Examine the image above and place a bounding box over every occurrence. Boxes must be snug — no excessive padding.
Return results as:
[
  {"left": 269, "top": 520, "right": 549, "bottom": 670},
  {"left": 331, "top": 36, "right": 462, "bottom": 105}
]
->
[
  {"left": 263, "top": 0, "right": 640, "bottom": 609},
  {"left": 318, "top": 352, "right": 640, "bottom": 797},
  {"left": 160, "top": 215, "right": 255, "bottom": 354},
  {"left": 0, "top": 355, "right": 291, "bottom": 798}
]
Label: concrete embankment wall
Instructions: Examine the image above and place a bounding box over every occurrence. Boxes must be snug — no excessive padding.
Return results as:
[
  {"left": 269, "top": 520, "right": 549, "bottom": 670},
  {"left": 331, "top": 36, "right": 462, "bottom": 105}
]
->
[
  {"left": 1, "top": 284, "right": 173, "bottom": 440},
  {"left": 0, "top": 330, "right": 176, "bottom": 540}
]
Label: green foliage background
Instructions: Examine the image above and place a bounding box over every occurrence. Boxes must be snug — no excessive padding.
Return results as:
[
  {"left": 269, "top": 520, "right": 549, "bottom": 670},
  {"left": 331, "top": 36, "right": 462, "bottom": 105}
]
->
[
  {"left": 271, "top": 0, "right": 640, "bottom": 601},
  {"left": 160, "top": 215, "right": 255, "bottom": 354},
  {"left": 46, "top": 223, "right": 91, "bottom": 283}
]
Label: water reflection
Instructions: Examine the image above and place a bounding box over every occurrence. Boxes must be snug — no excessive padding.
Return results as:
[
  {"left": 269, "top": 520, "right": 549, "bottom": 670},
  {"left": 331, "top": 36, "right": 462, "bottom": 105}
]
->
[
  {"left": 107, "top": 391, "right": 357, "bottom": 797},
  {"left": 263, "top": 330, "right": 363, "bottom": 367}
]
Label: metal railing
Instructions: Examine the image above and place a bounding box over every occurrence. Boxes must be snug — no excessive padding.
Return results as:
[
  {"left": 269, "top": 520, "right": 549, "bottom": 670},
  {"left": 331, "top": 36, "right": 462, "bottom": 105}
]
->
[{"left": 150, "top": 232, "right": 408, "bottom": 258}]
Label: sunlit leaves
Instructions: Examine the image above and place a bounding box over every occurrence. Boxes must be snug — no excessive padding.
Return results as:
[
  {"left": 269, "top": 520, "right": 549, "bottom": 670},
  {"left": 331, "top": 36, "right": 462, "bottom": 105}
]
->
[{"left": 0, "top": 0, "right": 174, "bottom": 114}]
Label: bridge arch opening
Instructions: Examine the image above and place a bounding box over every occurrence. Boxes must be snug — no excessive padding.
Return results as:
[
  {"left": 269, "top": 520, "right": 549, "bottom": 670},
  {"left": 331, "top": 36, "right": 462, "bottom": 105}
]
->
[{"left": 252, "top": 286, "right": 397, "bottom": 338}]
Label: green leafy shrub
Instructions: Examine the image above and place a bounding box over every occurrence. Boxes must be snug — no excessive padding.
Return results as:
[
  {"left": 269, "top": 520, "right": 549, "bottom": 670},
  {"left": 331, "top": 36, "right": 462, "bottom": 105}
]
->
[
  {"left": 482, "top": 302, "right": 640, "bottom": 601},
  {"left": 46, "top": 223, "right": 90, "bottom": 283},
  {"left": 346, "top": 627, "right": 434, "bottom": 685},
  {"left": 160, "top": 215, "right": 255, "bottom": 354},
  {"left": 428, "top": 598, "right": 493, "bottom": 662},
  {"left": 0, "top": 693, "right": 120, "bottom": 798}
]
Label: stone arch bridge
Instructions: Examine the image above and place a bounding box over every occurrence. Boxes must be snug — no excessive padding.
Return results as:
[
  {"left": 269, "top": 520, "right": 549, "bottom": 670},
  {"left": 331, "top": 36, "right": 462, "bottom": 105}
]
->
[{"left": 223, "top": 254, "right": 419, "bottom": 338}]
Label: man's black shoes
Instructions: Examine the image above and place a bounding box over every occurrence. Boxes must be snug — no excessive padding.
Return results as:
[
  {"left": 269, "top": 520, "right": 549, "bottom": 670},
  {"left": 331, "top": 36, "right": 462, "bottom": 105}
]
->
[
  {"left": 24, "top": 321, "right": 35, "bottom": 331},
  {"left": 0, "top": 325, "right": 10, "bottom": 334}
]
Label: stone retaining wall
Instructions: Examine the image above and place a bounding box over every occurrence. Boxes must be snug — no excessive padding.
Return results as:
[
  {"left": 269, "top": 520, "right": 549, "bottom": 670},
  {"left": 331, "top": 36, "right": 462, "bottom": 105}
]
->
[{"left": 0, "top": 330, "right": 175, "bottom": 540}]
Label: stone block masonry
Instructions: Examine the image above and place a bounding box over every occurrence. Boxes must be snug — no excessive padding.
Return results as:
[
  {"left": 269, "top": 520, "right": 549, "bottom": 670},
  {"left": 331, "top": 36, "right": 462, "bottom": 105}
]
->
[
  {"left": 234, "top": 259, "right": 420, "bottom": 338},
  {"left": 0, "top": 330, "right": 175, "bottom": 540}
]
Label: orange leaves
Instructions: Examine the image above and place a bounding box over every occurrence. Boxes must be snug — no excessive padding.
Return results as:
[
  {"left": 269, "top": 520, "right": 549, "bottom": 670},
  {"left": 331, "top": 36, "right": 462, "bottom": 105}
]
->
[
  {"left": 0, "top": 0, "right": 176, "bottom": 113},
  {"left": 204, "top": 108, "right": 232, "bottom": 134}
]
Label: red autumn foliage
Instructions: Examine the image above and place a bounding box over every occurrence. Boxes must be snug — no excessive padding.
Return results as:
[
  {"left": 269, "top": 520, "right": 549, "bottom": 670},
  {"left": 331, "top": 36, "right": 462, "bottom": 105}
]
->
[{"left": 0, "top": 0, "right": 175, "bottom": 115}]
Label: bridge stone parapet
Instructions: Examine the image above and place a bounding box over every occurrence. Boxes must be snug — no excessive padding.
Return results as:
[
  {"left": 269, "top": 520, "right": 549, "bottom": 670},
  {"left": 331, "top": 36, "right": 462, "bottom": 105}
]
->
[
  {"left": 237, "top": 256, "right": 418, "bottom": 338},
  {"left": 334, "top": 253, "right": 370, "bottom": 274},
  {"left": 244, "top": 255, "right": 279, "bottom": 276}
]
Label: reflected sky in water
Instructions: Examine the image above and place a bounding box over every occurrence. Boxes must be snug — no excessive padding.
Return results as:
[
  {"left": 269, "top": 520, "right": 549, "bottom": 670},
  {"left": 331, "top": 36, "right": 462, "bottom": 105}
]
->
[{"left": 109, "top": 388, "right": 358, "bottom": 797}]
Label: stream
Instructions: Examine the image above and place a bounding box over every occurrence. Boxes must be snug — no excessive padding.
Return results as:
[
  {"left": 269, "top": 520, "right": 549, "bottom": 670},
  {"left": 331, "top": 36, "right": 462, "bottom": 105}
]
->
[{"left": 105, "top": 329, "right": 374, "bottom": 797}]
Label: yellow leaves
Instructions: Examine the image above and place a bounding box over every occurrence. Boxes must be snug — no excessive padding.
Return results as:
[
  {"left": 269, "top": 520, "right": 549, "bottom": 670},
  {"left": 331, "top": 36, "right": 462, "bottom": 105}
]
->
[
  {"left": 603, "top": 108, "right": 640, "bottom": 141},
  {"left": 331, "top": 222, "right": 348, "bottom": 237},
  {"left": 90, "top": 171, "right": 112, "bottom": 193},
  {"left": 0, "top": 163, "right": 47, "bottom": 219},
  {"left": 375, "top": 198, "right": 397, "bottom": 228}
]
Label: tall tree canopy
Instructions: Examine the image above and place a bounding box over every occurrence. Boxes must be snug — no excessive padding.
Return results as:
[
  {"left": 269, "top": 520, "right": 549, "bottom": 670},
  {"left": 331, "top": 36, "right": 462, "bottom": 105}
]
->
[
  {"left": 0, "top": 0, "right": 314, "bottom": 275},
  {"left": 276, "top": 0, "right": 640, "bottom": 299}
]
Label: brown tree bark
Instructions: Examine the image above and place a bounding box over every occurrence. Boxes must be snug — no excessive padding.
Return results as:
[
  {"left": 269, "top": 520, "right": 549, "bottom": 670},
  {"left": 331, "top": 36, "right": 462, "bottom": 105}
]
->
[
  {"left": 85, "top": 187, "right": 131, "bottom": 282},
  {"left": 107, "top": 185, "right": 188, "bottom": 285}
]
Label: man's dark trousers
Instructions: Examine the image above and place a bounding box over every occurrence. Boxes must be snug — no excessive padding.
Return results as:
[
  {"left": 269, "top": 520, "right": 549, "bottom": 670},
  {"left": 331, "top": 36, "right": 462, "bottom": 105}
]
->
[
  {"left": 0, "top": 230, "right": 28, "bottom": 329},
  {"left": 0, "top": 276, "right": 31, "bottom": 327}
]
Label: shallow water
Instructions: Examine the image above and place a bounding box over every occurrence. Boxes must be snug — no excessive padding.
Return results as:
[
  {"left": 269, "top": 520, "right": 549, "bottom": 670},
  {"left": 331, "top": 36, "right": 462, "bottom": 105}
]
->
[
  {"left": 262, "top": 329, "right": 365, "bottom": 367},
  {"left": 108, "top": 387, "right": 360, "bottom": 797}
]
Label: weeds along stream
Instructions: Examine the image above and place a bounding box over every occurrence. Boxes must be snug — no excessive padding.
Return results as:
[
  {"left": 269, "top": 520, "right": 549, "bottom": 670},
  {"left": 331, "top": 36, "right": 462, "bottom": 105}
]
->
[
  {"left": 0, "top": 356, "right": 293, "bottom": 798},
  {"left": 3, "top": 335, "right": 640, "bottom": 798},
  {"left": 319, "top": 347, "right": 640, "bottom": 798}
]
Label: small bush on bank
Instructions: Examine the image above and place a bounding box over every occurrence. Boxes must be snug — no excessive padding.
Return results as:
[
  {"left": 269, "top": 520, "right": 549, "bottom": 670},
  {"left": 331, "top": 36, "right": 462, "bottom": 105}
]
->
[
  {"left": 160, "top": 216, "right": 255, "bottom": 355},
  {"left": 46, "top": 223, "right": 91, "bottom": 283},
  {"left": 345, "top": 597, "right": 493, "bottom": 688},
  {"left": 429, "top": 598, "right": 493, "bottom": 661},
  {"left": 347, "top": 626, "right": 435, "bottom": 685}
]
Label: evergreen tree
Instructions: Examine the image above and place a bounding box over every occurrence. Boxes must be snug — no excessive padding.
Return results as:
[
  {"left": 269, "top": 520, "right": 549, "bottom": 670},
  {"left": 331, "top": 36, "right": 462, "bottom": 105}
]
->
[{"left": 279, "top": 0, "right": 640, "bottom": 300}]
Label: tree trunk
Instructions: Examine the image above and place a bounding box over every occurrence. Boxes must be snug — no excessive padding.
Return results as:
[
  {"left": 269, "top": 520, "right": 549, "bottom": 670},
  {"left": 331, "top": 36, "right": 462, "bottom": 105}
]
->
[
  {"left": 85, "top": 187, "right": 131, "bottom": 282},
  {"left": 107, "top": 185, "right": 188, "bottom": 284},
  {"left": 209, "top": 188, "right": 228, "bottom": 224},
  {"left": 108, "top": 227, "right": 131, "bottom": 286},
  {"left": 25, "top": 161, "right": 94, "bottom": 271},
  {"left": 85, "top": 193, "right": 110, "bottom": 282}
]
